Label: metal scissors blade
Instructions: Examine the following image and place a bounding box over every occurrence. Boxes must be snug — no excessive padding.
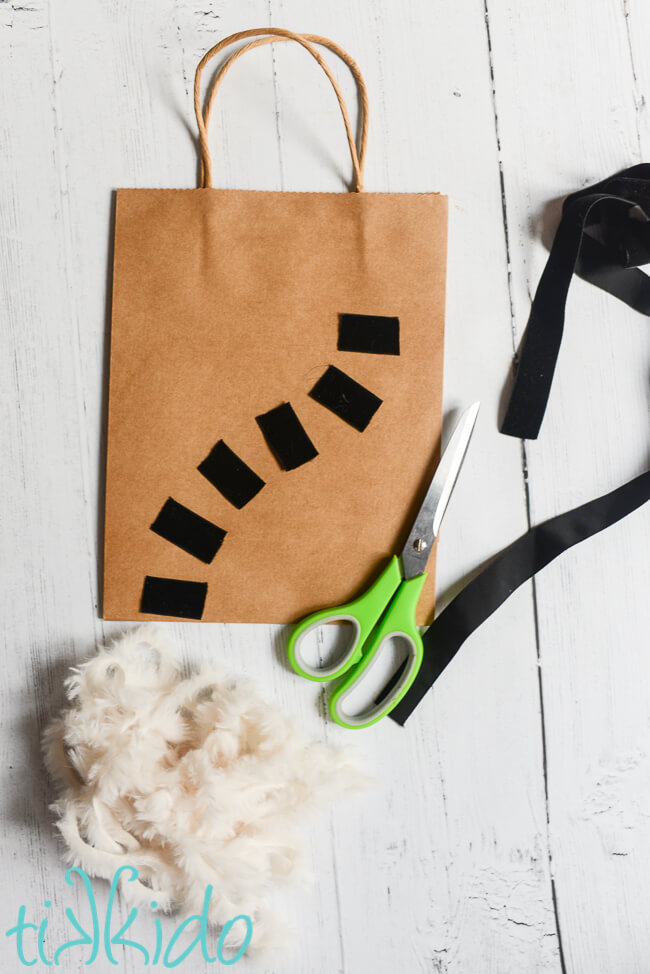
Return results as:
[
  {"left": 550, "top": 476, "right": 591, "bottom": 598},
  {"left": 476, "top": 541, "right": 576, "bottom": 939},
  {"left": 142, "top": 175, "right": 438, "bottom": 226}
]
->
[{"left": 401, "top": 402, "right": 480, "bottom": 579}]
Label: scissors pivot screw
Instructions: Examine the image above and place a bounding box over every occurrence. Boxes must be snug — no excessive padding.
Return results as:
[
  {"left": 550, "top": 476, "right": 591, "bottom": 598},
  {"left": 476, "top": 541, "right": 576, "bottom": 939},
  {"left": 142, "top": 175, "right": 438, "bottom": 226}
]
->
[{"left": 413, "top": 538, "right": 428, "bottom": 552}]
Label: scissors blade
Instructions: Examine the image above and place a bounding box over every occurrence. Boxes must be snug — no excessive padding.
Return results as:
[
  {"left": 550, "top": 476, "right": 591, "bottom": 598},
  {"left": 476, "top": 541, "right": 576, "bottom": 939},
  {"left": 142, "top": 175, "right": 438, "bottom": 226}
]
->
[{"left": 400, "top": 401, "right": 480, "bottom": 579}]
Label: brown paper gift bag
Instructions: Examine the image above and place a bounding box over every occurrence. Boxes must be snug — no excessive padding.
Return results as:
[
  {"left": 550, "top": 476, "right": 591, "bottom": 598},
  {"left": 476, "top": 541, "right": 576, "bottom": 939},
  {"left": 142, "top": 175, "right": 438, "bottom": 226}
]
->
[{"left": 103, "top": 27, "right": 447, "bottom": 624}]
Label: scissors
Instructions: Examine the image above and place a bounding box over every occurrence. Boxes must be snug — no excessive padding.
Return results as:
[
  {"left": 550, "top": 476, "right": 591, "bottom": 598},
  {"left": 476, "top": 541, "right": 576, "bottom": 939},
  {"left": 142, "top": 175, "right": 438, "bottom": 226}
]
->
[{"left": 287, "top": 402, "right": 480, "bottom": 729}]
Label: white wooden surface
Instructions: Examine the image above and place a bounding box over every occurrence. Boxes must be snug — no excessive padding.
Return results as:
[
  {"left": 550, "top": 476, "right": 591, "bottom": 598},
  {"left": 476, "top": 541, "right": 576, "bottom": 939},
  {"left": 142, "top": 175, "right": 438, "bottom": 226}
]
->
[{"left": 2, "top": 1, "right": 650, "bottom": 971}]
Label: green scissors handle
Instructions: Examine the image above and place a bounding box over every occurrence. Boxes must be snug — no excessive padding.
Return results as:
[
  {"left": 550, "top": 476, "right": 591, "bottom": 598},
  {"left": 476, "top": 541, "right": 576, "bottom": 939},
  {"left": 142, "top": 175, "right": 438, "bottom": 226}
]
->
[
  {"left": 287, "top": 557, "right": 426, "bottom": 729},
  {"left": 287, "top": 402, "right": 480, "bottom": 730}
]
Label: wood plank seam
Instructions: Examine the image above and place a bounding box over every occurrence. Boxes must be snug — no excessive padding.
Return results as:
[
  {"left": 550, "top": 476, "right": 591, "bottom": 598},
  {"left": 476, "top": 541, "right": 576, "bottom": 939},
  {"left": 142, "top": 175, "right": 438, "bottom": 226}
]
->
[{"left": 483, "top": 2, "right": 567, "bottom": 971}]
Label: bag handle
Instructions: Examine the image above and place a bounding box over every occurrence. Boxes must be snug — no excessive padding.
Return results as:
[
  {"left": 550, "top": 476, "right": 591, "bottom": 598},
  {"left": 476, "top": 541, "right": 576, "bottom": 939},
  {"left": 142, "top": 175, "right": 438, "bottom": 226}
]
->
[{"left": 193, "top": 28, "right": 369, "bottom": 191}]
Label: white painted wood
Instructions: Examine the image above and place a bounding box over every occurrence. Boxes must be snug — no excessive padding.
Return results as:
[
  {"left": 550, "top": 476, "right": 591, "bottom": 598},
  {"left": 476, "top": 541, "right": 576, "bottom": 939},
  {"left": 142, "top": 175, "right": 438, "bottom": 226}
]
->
[
  {"left": 1, "top": 0, "right": 648, "bottom": 970},
  {"left": 486, "top": 1, "right": 650, "bottom": 972},
  {"left": 259, "top": 3, "right": 558, "bottom": 973}
]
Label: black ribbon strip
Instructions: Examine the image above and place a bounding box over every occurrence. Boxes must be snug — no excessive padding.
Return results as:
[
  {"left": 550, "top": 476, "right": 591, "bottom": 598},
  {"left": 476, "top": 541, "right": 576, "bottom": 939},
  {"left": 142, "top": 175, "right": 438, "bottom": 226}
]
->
[
  {"left": 390, "top": 471, "right": 650, "bottom": 725},
  {"left": 256, "top": 402, "right": 319, "bottom": 470},
  {"left": 150, "top": 497, "right": 226, "bottom": 564},
  {"left": 502, "top": 164, "right": 650, "bottom": 438},
  {"left": 140, "top": 576, "right": 208, "bottom": 620},
  {"left": 309, "top": 365, "right": 383, "bottom": 431},
  {"left": 392, "top": 165, "right": 650, "bottom": 725},
  {"left": 198, "top": 439, "right": 265, "bottom": 509},
  {"left": 338, "top": 313, "right": 400, "bottom": 355}
]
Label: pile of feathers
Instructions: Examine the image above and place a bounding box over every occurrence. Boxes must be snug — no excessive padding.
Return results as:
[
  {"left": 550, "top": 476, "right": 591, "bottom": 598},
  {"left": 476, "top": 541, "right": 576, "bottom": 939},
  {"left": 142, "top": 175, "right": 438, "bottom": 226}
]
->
[{"left": 42, "top": 626, "right": 366, "bottom": 954}]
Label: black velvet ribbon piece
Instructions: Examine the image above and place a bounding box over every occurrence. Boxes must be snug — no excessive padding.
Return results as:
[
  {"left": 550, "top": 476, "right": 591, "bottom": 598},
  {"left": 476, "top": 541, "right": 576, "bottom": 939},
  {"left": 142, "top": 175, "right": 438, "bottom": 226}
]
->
[
  {"left": 256, "top": 402, "right": 319, "bottom": 471},
  {"left": 140, "top": 576, "right": 208, "bottom": 620},
  {"left": 309, "top": 365, "right": 383, "bottom": 431},
  {"left": 150, "top": 497, "right": 226, "bottom": 564},
  {"left": 392, "top": 165, "right": 650, "bottom": 725},
  {"left": 338, "top": 313, "right": 400, "bottom": 355},
  {"left": 198, "top": 439, "right": 265, "bottom": 509}
]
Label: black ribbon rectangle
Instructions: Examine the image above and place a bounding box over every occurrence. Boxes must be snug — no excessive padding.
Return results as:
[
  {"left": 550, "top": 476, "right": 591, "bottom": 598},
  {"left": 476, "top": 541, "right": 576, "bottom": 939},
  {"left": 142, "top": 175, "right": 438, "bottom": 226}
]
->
[
  {"left": 140, "top": 576, "right": 208, "bottom": 620},
  {"left": 198, "top": 440, "right": 265, "bottom": 509},
  {"left": 309, "top": 365, "right": 382, "bottom": 432},
  {"left": 256, "top": 402, "right": 318, "bottom": 470},
  {"left": 150, "top": 498, "right": 226, "bottom": 564},
  {"left": 338, "top": 313, "right": 400, "bottom": 355}
]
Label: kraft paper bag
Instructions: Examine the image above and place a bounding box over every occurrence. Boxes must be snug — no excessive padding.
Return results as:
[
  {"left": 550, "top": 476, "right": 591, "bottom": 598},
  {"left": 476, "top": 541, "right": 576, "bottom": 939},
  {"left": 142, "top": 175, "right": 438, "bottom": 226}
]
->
[{"left": 103, "top": 28, "right": 447, "bottom": 624}]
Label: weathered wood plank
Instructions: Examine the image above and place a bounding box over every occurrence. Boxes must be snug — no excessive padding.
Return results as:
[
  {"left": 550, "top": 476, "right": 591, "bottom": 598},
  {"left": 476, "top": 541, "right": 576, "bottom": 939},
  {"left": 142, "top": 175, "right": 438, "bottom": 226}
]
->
[
  {"left": 263, "top": 1, "right": 558, "bottom": 971},
  {"left": 487, "top": 0, "right": 650, "bottom": 970}
]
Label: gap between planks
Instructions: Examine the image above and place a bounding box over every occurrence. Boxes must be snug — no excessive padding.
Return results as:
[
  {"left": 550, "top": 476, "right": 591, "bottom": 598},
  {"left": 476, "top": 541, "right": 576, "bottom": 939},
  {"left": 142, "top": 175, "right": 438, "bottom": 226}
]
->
[{"left": 483, "top": 1, "right": 567, "bottom": 970}]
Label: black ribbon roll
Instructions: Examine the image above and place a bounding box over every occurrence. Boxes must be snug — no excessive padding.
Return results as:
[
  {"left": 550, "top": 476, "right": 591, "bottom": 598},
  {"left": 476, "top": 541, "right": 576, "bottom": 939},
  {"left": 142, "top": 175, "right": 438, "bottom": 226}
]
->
[
  {"left": 392, "top": 165, "right": 650, "bottom": 725},
  {"left": 502, "top": 164, "right": 650, "bottom": 438}
]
